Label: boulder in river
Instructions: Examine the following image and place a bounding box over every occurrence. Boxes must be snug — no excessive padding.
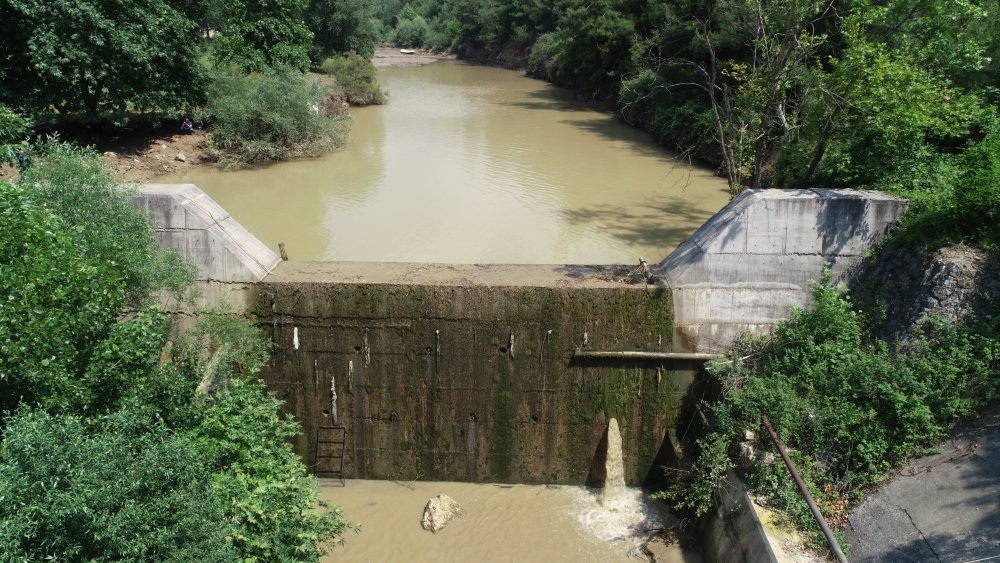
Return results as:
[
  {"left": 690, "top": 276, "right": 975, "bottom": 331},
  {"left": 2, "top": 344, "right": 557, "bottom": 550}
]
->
[{"left": 421, "top": 494, "right": 464, "bottom": 533}]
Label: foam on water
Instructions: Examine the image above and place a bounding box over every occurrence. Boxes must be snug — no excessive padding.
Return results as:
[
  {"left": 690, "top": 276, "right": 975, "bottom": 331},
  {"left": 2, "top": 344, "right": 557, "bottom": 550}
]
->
[{"left": 572, "top": 487, "right": 662, "bottom": 544}]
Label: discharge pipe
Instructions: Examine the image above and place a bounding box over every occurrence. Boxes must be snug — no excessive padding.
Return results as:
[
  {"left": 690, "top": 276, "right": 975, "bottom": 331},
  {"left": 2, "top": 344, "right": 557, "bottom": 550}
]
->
[
  {"left": 572, "top": 350, "right": 722, "bottom": 361},
  {"left": 761, "top": 414, "right": 848, "bottom": 563}
]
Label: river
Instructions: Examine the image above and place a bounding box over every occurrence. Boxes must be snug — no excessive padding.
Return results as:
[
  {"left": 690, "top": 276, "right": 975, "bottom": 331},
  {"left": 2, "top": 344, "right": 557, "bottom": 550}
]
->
[
  {"left": 159, "top": 60, "right": 729, "bottom": 264},
  {"left": 318, "top": 479, "right": 702, "bottom": 562}
]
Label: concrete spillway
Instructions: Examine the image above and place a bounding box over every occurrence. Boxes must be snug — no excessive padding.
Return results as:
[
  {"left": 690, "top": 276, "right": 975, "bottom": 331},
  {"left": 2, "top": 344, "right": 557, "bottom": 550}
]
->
[{"left": 135, "top": 184, "right": 907, "bottom": 485}]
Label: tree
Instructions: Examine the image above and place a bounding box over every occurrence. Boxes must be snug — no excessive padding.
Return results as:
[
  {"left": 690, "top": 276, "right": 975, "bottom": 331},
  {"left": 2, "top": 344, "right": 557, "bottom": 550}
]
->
[
  {"left": 16, "top": 140, "right": 195, "bottom": 306},
  {"left": 307, "top": 0, "right": 380, "bottom": 59},
  {"left": 0, "top": 181, "right": 127, "bottom": 416},
  {"left": 211, "top": 0, "right": 313, "bottom": 71},
  {"left": 0, "top": 0, "right": 206, "bottom": 117},
  {"left": 0, "top": 410, "right": 237, "bottom": 561}
]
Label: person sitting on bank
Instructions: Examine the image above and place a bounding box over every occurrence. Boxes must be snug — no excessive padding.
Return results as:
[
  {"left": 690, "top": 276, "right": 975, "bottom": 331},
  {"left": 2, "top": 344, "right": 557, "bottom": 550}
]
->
[
  {"left": 15, "top": 147, "right": 31, "bottom": 170},
  {"left": 180, "top": 115, "right": 194, "bottom": 134}
]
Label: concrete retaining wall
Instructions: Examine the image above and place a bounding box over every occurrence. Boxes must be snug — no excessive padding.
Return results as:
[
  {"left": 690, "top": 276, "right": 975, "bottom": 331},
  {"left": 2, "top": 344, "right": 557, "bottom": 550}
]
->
[
  {"left": 661, "top": 189, "right": 907, "bottom": 352},
  {"left": 701, "top": 471, "right": 778, "bottom": 563},
  {"left": 258, "top": 262, "right": 693, "bottom": 485},
  {"left": 134, "top": 184, "right": 281, "bottom": 313}
]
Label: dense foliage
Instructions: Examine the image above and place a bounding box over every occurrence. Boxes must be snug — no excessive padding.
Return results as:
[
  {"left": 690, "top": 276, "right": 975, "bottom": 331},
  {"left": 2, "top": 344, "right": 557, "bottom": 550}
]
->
[
  {"left": 16, "top": 140, "right": 195, "bottom": 305},
  {"left": 0, "top": 0, "right": 207, "bottom": 117},
  {"left": 0, "top": 0, "right": 384, "bottom": 167},
  {"left": 307, "top": 0, "right": 381, "bottom": 60},
  {"left": 210, "top": 0, "right": 313, "bottom": 72},
  {"left": 662, "top": 274, "right": 1000, "bottom": 547},
  {"left": 0, "top": 410, "right": 236, "bottom": 561},
  {"left": 321, "top": 52, "right": 387, "bottom": 105},
  {"left": 0, "top": 153, "right": 354, "bottom": 559},
  {"left": 202, "top": 66, "right": 350, "bottom": 166}
]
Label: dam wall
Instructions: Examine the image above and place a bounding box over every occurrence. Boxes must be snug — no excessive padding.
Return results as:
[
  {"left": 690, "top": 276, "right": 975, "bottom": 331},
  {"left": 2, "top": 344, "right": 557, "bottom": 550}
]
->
[
  {"left": 258, "top": 262, "right": 689, "bottom": 485},
  {"left": 134, "top": 185, "right": 907, "bottom": 484}
]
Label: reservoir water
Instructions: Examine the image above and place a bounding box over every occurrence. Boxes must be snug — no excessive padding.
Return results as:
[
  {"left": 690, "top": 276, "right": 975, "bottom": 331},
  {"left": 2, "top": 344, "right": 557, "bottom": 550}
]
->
[{"left": 159, "top": 60, "right": 729, "bottom": 264}]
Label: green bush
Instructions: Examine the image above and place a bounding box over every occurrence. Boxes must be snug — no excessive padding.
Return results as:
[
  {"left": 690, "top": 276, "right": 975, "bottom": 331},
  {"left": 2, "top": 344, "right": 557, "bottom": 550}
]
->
[
  {"left": 0, "top": 181, "right": 128, "bottom": 416},
  {"left": 203, "top": 67, "right": 350, "bottom": 167},
  {"left": 666, "top": 272, "right": 1000, "bottom": 548},
  {"left": 0, "top": 409, "right": 236, "bottom": 561},
  {"left": 17, "top": 140, "right": 195, "bottom": 305},
  {"left": 175, "top": 314, "right": 357, "bottom": 561},
  {"left": 395, "top": 16, "right": 430, "bottom": 47},
  {"left": 320, "top": 52, "right": 386, "bottom": 105},
  {"left": 527, "top": 32, "right": 560, "bottom": 81},
  {"left": 957, "top": 129, "right": 1000, "bottom": 248},
  {"left": 0, "top": 104, "right": 29, "bottom": 145}
]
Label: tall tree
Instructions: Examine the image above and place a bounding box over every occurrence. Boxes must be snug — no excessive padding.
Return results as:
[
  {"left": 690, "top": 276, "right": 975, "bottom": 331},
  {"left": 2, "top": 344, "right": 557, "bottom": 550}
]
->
[
  {"left": 211, "top": 0, "right": 313, "bottom": 71},
  {"left": 0, "top": 0, "right": 205, "bottom": 116},
  {"left": 306, "top": 0, "right": 380, "bottom": 59}
]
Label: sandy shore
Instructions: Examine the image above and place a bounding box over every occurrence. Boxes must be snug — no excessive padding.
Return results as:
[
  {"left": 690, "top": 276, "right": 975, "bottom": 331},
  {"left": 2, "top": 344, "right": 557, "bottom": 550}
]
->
[{"left": 372, "top": 46, "right": 456, "bottom": 67}]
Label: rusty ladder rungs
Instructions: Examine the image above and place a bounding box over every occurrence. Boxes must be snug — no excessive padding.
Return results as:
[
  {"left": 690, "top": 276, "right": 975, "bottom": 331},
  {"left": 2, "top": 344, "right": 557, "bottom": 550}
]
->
[{"left": 315, "top": 425, "right": 347, "bottom": 485}]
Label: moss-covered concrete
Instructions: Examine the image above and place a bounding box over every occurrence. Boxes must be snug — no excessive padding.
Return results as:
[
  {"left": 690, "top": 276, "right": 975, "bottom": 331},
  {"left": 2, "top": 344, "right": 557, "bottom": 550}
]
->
[{"left": 257, "top": 262, "right": 693, "bottom": 485}]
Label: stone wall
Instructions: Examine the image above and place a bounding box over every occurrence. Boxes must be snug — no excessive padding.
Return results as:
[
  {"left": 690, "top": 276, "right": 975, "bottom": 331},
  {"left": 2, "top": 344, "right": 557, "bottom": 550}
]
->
[
  {"left": 257, "top": 262, "right": 694, "bottom": 485},
  {"left": 847, "top": 243, "right": 1000, "bottom": 343}
]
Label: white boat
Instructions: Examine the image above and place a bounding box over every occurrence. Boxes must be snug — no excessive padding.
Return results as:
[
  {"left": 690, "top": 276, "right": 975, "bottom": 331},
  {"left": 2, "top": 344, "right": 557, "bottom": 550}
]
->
[{"left": 400, "top": 49, "right": 416, "bottom": 55}]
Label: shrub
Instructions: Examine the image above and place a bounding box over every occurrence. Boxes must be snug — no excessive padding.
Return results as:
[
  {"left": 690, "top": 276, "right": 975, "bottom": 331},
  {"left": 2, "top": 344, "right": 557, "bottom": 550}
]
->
[
  {"left": 395, "top": 16, "right": 430, "bottom": 47},
  {"left": 527, "top": 32, "right": 560, "bottom": 81},
  {"left": 0, "top": 104, "right": 29, "bottom": 145},
  {"left": 0, "top": 181, "right": 127, "bottom": 416},
  {"left": 16, "top": 140, "right": 195, "bottom": 305},
  {"left": 666, "top": 272, "right": 1000, "bottom": 548},
  {"left": 0, "top": 409, "right": 235, "bottom": 561},
  {"left": 176, "top": 314, "right": 357, "bottom": 560},
  {"left": 203, "top": 67, "right": 350, "bottom": 167},
  {"left": 320, "top": 52, "right": 386, "bottom": 105}
]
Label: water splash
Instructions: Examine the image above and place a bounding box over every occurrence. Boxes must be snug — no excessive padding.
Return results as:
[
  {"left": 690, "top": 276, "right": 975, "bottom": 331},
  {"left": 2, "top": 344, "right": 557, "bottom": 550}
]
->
[{"left": 572, "top": 418, "right": 661, "bottom": 547}]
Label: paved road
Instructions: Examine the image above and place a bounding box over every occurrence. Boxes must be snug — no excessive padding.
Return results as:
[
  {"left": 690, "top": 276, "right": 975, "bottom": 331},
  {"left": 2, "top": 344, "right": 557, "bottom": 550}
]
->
[{"left": 845, "top": 403, "right": 1000, "bottom": 562}]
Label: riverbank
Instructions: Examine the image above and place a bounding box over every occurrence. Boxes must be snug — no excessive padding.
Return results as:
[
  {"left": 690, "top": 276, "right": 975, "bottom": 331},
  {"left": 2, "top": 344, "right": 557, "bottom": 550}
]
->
[
  {"left": 372, "top": 45, "right": 455, "bottom": 67},
  {"left": 57, "top": 48, "right": 451, "bottom": 183}
]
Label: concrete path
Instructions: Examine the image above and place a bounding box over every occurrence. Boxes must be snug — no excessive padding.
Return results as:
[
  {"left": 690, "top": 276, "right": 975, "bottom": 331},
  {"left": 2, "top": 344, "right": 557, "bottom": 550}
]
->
[{"left": 845, "top": 403, "right": 1000, "bottom": 562}]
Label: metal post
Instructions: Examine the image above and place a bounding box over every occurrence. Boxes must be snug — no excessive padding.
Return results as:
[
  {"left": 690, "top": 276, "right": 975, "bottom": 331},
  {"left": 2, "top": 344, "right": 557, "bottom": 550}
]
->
[{"left": 761, "top": 414, "right": 848, "bottom": 563}]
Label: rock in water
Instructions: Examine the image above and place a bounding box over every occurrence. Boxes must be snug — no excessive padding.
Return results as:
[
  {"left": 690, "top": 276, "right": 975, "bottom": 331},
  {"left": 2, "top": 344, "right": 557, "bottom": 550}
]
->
[{"left": 421, "top": 494, "right": 465, "bottom": 533}]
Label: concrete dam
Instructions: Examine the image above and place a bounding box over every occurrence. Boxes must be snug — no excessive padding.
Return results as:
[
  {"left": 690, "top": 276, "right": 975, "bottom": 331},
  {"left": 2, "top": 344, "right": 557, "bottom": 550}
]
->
[{"left": 138, "top": 184, "right": 906, "bottom": 486}]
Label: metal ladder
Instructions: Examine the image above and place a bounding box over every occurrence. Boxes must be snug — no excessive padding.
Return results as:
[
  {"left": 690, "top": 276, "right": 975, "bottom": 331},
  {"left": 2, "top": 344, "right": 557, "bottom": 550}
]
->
[{"left": 315, "top": 425, "right": 347, "bottom": 485}]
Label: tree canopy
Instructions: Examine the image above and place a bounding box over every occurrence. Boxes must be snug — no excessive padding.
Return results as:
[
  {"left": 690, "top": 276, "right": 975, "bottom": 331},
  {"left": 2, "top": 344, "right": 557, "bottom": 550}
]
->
[{"left": 0, "top": 0, "right": 206, "bottom": 116}]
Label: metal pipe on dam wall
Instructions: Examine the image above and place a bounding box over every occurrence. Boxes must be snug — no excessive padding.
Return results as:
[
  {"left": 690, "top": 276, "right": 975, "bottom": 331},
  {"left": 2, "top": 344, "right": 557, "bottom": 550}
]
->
[{"left": 257, "top": 261, "right": 695, "bottom": 486}]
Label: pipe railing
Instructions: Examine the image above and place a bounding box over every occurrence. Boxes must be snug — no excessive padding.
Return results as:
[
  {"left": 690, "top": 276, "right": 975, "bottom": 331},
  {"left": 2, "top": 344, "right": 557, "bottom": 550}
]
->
[{"left": 761, "top": 414, "right": 848, "bottom": 563}]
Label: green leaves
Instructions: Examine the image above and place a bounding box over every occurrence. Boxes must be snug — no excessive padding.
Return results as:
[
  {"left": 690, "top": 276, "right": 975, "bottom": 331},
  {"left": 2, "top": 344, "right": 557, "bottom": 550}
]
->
[
  {"left": 210, "top": 0, "right": 313, "bottom": 72},
  {"left": 203, "top": 66, "right": 349, "bottom": 166},
  {"left": 0, "top": 410, "right": 236, "bottom": 561},
  {"left": 672, "top": 273, "right": 999, "bottom": 546},
  {"left": 0, "top": 0, "right": 206, "bottom": 116}
]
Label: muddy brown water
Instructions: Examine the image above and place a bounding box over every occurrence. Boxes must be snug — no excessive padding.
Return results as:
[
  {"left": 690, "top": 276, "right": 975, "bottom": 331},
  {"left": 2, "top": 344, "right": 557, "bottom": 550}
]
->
[
  {"left": 319, "top": 479, "right": 702, "bottom": 563},
  {"left": 158, "top": 61, "right": 729, "bottom": 264}
]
